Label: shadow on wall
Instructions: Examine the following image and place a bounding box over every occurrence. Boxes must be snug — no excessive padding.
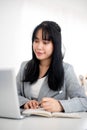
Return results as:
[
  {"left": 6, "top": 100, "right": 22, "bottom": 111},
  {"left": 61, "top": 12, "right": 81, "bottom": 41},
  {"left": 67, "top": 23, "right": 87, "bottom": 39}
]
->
[{"left": 62, "top": 44, "right": 66, "bottom": 60}]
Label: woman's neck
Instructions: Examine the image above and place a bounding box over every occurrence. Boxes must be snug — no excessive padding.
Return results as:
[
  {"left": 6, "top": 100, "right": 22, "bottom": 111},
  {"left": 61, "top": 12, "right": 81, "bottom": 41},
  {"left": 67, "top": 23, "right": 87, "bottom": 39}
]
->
[
  {"left": 39, "top": 58, "right": 51, "bottom": 67},
  {"left": 39, "top": 59, "right": 51, "bottom": 78}
]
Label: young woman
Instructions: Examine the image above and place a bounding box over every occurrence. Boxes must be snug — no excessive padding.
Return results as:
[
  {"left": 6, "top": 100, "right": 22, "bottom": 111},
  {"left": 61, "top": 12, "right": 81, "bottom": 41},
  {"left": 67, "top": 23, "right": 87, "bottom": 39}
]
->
[{"left": 17, "top": 21, "right": 87, "bottom": 113}]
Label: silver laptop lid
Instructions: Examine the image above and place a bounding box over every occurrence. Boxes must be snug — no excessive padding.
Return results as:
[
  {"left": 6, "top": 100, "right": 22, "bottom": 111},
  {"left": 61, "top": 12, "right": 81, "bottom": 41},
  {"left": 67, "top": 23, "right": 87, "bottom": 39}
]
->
[{"left": 0, "top": 68, "right": 23, "bottom": 119}]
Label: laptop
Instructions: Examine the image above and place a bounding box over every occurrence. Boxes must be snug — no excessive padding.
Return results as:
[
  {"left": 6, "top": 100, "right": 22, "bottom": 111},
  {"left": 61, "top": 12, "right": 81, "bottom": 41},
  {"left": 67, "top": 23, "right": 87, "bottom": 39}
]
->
[{"left": 0, "top": 68, "right": 25, "bottom": 119}]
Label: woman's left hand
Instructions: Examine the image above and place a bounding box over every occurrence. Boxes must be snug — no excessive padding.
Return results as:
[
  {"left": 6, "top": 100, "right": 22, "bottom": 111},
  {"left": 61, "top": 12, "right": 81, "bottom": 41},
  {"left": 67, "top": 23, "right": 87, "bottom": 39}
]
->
[{"left": 40, "top": 97, "right": 64, "bottom": 112}]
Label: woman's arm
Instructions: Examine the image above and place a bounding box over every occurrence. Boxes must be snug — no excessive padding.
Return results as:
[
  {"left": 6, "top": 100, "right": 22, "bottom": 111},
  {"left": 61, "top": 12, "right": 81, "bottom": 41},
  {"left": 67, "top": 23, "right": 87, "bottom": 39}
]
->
[
  {"left": 59, "top": 63, "right": 87, "bottom": 112},
  {"left": 16, "top": 61, "right": 29, "bottom": 107}
]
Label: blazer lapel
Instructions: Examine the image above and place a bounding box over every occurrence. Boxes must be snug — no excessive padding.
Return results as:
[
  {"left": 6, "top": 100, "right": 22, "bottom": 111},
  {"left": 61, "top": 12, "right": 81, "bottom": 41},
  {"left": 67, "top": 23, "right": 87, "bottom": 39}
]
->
[{"left": 38, "top": 77, "right": 65, "bottom": 101}]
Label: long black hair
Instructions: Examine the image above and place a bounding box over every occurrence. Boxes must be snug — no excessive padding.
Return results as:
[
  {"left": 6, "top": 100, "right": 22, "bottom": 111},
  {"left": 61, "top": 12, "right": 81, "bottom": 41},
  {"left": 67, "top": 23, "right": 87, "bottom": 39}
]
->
[{"left": 23, "top": 21, "right": 64, "bottom": 91}]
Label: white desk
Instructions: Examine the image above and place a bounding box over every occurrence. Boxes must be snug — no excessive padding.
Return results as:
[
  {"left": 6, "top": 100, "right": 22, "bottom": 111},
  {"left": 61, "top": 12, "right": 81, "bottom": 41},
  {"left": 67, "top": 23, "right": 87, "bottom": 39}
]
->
[{"left": 0, "top": 112, "right": 87, "bottom": 130}]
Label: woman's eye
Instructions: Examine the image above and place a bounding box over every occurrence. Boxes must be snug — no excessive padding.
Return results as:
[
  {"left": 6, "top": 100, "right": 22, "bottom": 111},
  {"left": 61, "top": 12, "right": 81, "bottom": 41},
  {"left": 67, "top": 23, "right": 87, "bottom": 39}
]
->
[
  {"left": 43, "top": 41, "right": 49, "bottom": 44},
  {"left": 34, "top": 40, "right": 39, "bottom": 43}
]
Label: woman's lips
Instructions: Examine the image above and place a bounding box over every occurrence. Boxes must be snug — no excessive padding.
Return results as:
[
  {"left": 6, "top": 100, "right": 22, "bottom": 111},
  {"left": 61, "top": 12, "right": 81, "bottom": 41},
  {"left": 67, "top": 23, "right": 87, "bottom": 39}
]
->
[{"left": 36, "top": 51, "right": 44, "bottom": 56}]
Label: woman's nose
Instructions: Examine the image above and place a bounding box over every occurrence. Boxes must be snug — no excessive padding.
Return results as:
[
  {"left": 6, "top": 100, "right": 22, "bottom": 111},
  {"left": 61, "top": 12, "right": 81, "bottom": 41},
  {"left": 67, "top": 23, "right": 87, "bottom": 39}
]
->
[{"left": 37, "top": 42, "right": 43, "bottom": 49}]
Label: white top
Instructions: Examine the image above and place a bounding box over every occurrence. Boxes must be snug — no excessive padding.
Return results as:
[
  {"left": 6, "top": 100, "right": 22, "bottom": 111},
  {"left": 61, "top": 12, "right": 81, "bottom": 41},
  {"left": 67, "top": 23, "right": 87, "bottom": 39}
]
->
[{"left": 30, "top": 76, "right": 46, "bottom": 99}]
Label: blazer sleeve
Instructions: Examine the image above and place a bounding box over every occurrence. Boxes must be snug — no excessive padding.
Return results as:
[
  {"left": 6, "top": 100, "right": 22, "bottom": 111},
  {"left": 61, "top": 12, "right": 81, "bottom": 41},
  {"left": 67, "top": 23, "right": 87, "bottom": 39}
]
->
[
  {"left": 16, "top": 61, "right": 29, "bottom": 107},
  {"left": 59, "top": 63, "right": 87, "bottom": 113}
]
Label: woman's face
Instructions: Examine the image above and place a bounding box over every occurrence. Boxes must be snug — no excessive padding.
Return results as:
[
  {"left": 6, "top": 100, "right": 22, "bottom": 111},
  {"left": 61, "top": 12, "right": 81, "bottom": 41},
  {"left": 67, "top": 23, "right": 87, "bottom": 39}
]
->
[{"left": 33, "top": 29, "right": 54, "bottom": 62}]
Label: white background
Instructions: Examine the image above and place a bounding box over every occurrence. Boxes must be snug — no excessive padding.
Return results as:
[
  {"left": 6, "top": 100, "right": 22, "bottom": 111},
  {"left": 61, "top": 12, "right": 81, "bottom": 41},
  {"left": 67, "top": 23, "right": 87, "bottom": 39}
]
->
[{"left": 0, "top": 0, "right": 87, "bottom": 76}]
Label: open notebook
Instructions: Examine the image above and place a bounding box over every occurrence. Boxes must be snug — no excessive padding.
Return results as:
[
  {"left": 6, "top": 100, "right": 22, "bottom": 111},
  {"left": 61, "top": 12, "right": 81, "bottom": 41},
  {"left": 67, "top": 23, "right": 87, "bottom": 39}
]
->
[
  {"left": 22, "top": 108, "right": 80, "bottom": 118},
  {"left": 0, "top": 69, "right": 80, "bottom": 119}
]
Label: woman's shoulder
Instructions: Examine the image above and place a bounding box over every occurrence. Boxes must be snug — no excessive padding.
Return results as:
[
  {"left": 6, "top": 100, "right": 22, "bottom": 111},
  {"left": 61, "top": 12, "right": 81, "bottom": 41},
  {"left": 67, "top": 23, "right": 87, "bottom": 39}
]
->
[
  {"left": 63, "top": 62, "right": 73, "bottom": 71},
  {"left": 20, "top": 61, "right": 28, "bottom": 69},
  {"left": 17, "top": 60, "right": 32, "bottom": 79},
  {"left": 20, "top": 60, "right": 32, "bottom": 68},
  {"left": 63, "top": 62, "right": 76, "bottom": 80},
  {"left": 20, "top": 60, "right": 32, "bottom": 72}
]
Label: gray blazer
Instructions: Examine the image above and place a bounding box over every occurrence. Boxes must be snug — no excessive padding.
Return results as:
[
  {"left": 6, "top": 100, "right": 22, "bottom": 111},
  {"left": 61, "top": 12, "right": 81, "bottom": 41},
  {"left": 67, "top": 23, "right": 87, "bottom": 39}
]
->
[{"left": 16, "top": 61, "right": 87, "bottom": 113}]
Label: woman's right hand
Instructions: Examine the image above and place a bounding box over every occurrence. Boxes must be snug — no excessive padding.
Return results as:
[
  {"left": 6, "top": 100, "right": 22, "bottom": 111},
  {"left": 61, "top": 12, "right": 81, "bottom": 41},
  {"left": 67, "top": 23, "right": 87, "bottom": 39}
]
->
[{"left": 24, "top": 100, "right": 39, "bottom": 109}]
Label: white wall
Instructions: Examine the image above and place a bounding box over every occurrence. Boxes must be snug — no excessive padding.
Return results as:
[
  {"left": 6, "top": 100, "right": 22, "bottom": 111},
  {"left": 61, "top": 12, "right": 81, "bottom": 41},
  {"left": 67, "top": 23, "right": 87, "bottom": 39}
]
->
[{"left": 0, "top": 0, "right": 87, "bottom": 75}]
